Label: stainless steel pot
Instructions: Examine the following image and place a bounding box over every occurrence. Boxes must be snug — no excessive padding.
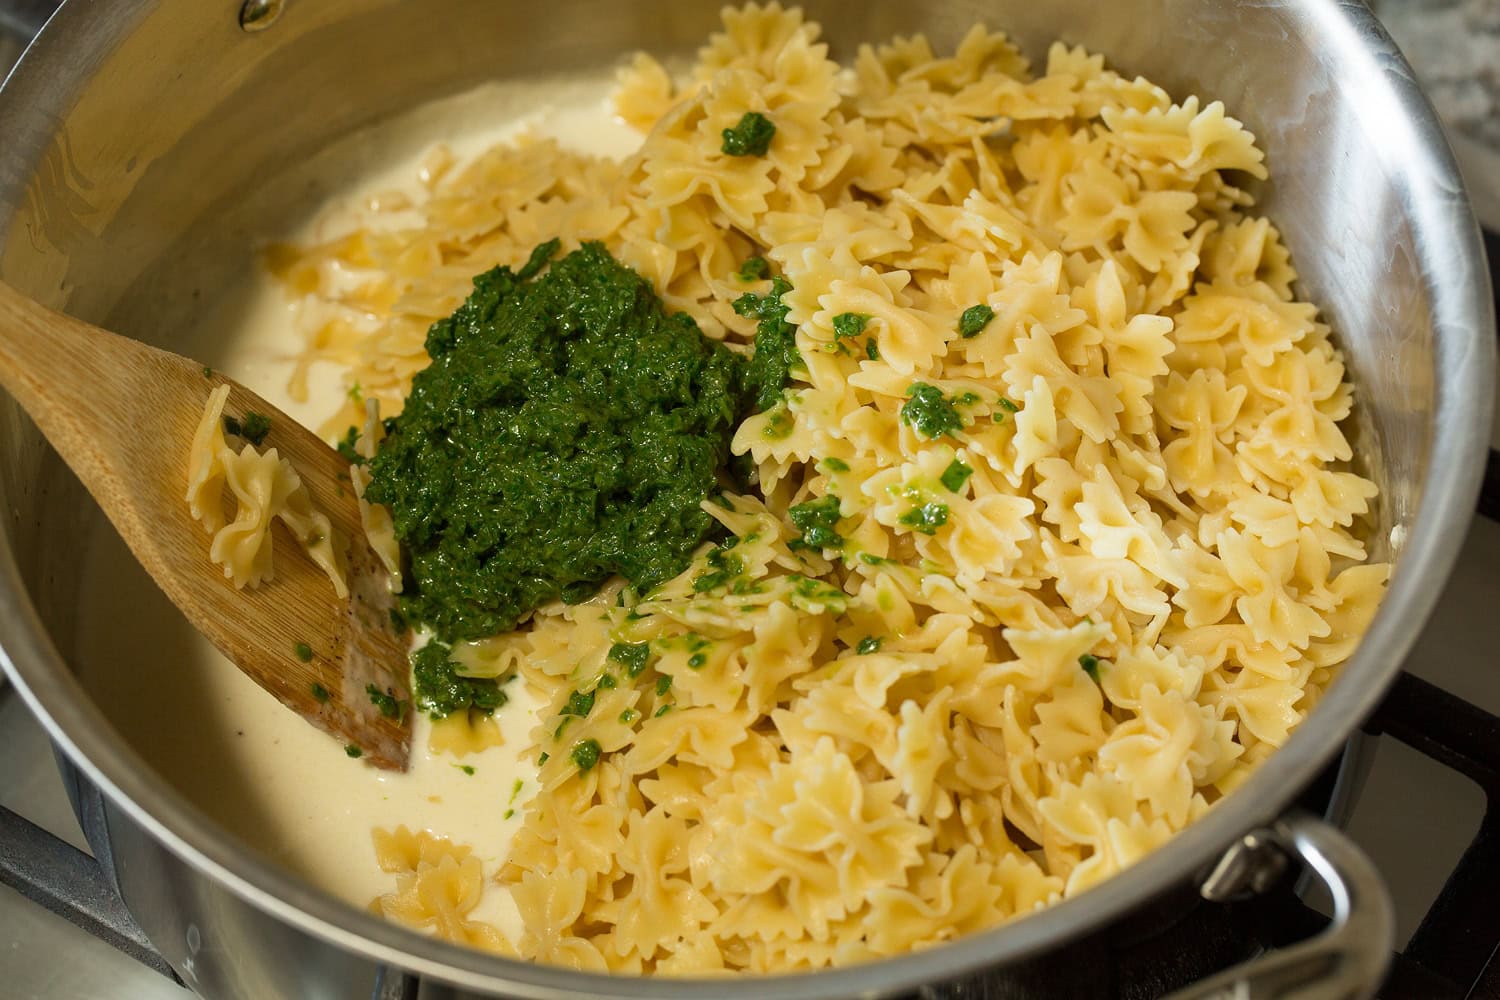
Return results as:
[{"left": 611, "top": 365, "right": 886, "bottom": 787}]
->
[{"left": 0, "top": 1, "right": 1493, "bottom": 998}]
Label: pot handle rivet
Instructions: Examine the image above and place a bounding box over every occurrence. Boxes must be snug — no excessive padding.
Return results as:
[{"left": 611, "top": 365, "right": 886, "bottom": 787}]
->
[{"left": 239, "top": 0, "right": 285, "bottom": 32}]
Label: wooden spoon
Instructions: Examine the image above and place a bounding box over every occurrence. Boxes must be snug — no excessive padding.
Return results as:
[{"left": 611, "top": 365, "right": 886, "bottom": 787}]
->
[{"left": 0, "top": 280, "right": 412, "bottom": 770}]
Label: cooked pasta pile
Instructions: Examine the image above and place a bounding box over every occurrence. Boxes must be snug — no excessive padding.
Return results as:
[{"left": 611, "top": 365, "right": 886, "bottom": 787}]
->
[{"left": 266, "top": 4, "right": 1387, "bottom": 975}]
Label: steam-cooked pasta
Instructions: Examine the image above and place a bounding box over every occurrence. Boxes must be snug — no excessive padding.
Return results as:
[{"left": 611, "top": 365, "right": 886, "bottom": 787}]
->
[{"left": 261, "top": 3, "right": 1386, "bottom": 974}]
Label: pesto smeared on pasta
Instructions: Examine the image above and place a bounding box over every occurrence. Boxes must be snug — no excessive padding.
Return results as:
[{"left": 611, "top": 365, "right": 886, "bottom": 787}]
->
[{"left": 366, "top": 242, "right": 750, "bottom": 641}]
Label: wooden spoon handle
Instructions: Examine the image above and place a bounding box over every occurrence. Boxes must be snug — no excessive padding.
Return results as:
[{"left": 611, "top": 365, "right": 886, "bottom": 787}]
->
[{"left": 0, "top": 281, "right": 412, "bottom": 769}]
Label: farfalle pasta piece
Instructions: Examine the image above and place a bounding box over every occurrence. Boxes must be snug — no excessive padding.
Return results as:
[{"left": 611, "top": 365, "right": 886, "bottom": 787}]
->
[{"left": 186, "top": 385, "right": 347, "bottom": 597}]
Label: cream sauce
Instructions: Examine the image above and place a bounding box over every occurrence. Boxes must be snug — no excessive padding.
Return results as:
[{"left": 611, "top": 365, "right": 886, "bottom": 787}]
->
[{"left": 72, "top": 75, "right": 641, "bottom": 939}]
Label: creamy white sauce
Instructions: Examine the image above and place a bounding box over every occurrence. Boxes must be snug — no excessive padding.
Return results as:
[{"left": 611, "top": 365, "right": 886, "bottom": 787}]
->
[{"left": 72, "top": 75, "right": 641, "bottom": 939}]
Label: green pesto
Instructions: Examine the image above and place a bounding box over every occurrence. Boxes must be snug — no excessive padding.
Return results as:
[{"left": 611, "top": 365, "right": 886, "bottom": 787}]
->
[
  {"left": 999, "top": 398, "right": 1020, "bottom": 413},
  {"left": 940, "top": 458, "right": 973, "bottom": 493},
  {"left": 310, "top": 682, "right": 330, "bottom": 703},
  {"left": 1079, "top": 653, "right": 1101, "bottom": 683},
  {"left": 344, "top": 744, "right": 363, "bottom": 759},
  {"left": 721, "top": 111, "right": 776, "bottom": 156},
  {"left": 410, "top": 642, "right": 508, "bottom": 720},
  {"left": 293, "top": 642, "right": 313, "bottom": 663},
  {"left": 737, "top": 256, "right": 770, "bottom": 281},
  {"left": 655, "top": 704, "right": 673, "bottom": 717},
  {"left": 856, "top": 635, "right": 882, "bottom": 655},
  {"left": 958, "top": 303, "right": 995, "bottom": 338},
  {"left": 822, "top": 457, "right": 850, "bottom": 473},
  {"left": 760, "top": 402, "right": 795, "bottom": 440},
  {"left": 365, "top": 241, "right": 747, "bottom": 641},
  {"left": 787, "top": 574, "right": 848, "bottom": 613},
  {"left": 899, "top": 502, "right": 949, "bottom": 535},
  {"left": 538, "top": 752, "right": 550, "bottom": 765},
  {"left": 365, "top": 684, "right": 407, "bottom": 721},
  {"left": 570, "top": 738, "right": 603, "bottom": 773},
  {"left": 562, "top": 689, "right": 596, "bottom": 718},
  {"left": 608, "top": 642, "right": 652, "bottom": 678},
  {"left": 687, "top": 652, "right": 707, "bottom": 669},
  {"left": 900, "top": 383, "right": 965, "bottom": 439},
  {"left": 866, "top": 340, "right": 879, "bottom": 361},
  {"left": 337, "top": 426, "right": 364, "bottom": 466},
  {"left": 858, "top": 552, "right": 891, "bottom": 566},
  {"left": 733, "top": 276, "right": 800, "bottom": 411},
  {"left": 655, "top": 674, "right": 673, "bottom": 696},
  {"left": 619, "top": 708, "right": 640, "bottom": 724},
  {"left": 788, "top": 494, "right": 843, "bottom": 551},
  {"left": 831, "top": 312, "right": 870, "bottom": 339},
  {"left": 202, "top": 366, "right": 214, "bottom": 378},
  {"left": 457, "top": 764, "right": 476, "bottom": 776},
  {"left": 693, "top": 542, "right": 744, "bottom": 592},
  {"left": 239, "top": 412, "right": 272, "bottom": 447},
  {"left": 597, "top": 673, "right": 618, "bottom": 690}
]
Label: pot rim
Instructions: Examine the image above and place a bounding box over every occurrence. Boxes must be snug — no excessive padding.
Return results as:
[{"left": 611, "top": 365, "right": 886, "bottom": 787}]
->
[{"left": 0, "top": 0, "right": 1494, "bottom": 996}]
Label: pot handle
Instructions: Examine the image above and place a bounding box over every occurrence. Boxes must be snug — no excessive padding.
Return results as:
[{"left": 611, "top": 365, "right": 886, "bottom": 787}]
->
[{"left": 1162, "top": 812, "right": 1395, "bottom": 1000}]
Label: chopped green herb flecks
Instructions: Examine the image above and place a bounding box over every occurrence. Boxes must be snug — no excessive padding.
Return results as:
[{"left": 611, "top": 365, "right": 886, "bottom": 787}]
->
[
  {"left": 940, "top": 458, "right": 973, "bottom": 493},
  {"left": 737, "top": 256, "right": 770, "bottom": 282},
  {"left": 899, "top": 502, "right": 950, "bottom": 535},
  {"left": 858, "top": 552, "right": 891, "bottom": 566},
  {"left": 655, "top": 704, "right": 673, "bottom": 717},
  {"left": 958, "top": 304, "right": 996, "bottom": 338},
  {"left": 866, "top": 340, "right": 879, "bottom": 361},
  {"left": 831, "top": 312, "right": 871, "bottom": 339},
  {"left": 761, "top": 401, "right": 795, "bottom": 439},
  {"left": 365, "top": 684, "right": 406, "bottom": 721},
  {"left": 999, "top": 398, "right": 1020, "bottom": 413},
  {"left": 822, "top": 457, "right": 850, "bottom": 473},
  {"left": 344, "top": 744, "right": 363, "bottom": 759},
  {"left": 239, "top": 412, "right": 271, "bottom": 447},
  {"left": 857, "top": 635, "right": 883, "bottom": 655},
  {"left": 721, "top": 111, "right": 776, "bottom": 156},
  {"left": 693, "top": 542, "right": 744, "bottom": 592},
  {"left": 597, "top": 673, "right": 618, "bottom": 690},
  {"left": 202, "top": 366, "right": 214, "bottom": 378},
  {"left": 788, "top": 494, "right": 843, "bottom": 551},
  {"left": 365, "top": 242, "right": 747, "bottom": 642},
  {"left": 687, "top": 652, "right": 707, "bottom": 669},
  {"left": 503, "top": 808, "right": 515, "bottom": 819},
  {"left": 538, "top": 752, "right": 550, "bottom": 765},
  {"left": 608, "top": 642, "right": 652, "bottom": 678},
  {"left": 310, "top": 682, "right": 329, "bottom": 703},
  {"left": 456, "top": 764, "right": 476, "bottom": 776},
  {"left": 570, "top": 738, "right": 603, "bottom": 773},
  {"left": 787, "top": 574, "right": 849, "bottom": 614},
  {"left": 509, "top": 778, "right": 524, "bottom": 803},
  {"left": 734, "top": 276, "right": 801, "bottom": 411},
  {"left": 656, "top": 674, "right": 673, "bottom": 696},
  {"left": 337, "top": 426, "right": 364, "bottom": 465},
  {"left": 1079, "top": 653, "right": 1101, "bottom": 682},
  {"left": 562, "top": 689, "right": 596, "bottom": 718},
  {"left": 293, "top": 642, "right": 313, "bottom": 662},
  {"left": 411, "top": 642, "right": 508, "bottom": 719},
  {"left": 619, "top": 708, "right": 640, "bottom": 724},
  {"left": 901, "top": 383, "right": 965, "bottom": 439}
]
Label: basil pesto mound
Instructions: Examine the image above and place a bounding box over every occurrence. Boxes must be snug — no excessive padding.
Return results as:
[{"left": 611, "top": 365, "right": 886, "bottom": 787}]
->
[{"left": 365, "top": 240, "right": 748, "bottom": 642}]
